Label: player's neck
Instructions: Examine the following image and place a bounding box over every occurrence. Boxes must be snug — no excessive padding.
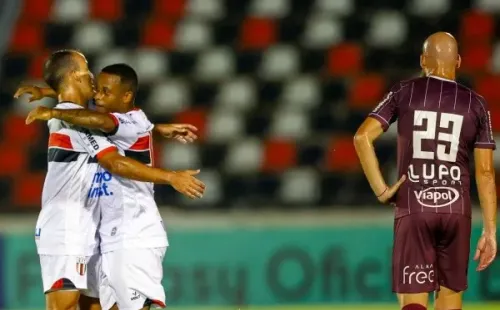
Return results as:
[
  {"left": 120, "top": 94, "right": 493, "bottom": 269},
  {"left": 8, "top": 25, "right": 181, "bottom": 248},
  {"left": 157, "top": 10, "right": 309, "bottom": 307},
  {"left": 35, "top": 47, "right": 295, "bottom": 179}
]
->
[
  {"left": 426, "top": 68, "right": 455, "bottom": 81},
  {"left": 58, "top": 89, "right": 88, "bottom": 108}
]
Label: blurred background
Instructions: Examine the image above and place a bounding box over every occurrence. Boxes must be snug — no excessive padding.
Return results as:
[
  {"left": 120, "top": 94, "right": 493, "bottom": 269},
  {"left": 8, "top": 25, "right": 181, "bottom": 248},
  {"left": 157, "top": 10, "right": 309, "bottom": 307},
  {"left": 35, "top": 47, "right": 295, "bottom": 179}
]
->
[{"left": 1, "top": 0, "right": 500, "bottom": 309}]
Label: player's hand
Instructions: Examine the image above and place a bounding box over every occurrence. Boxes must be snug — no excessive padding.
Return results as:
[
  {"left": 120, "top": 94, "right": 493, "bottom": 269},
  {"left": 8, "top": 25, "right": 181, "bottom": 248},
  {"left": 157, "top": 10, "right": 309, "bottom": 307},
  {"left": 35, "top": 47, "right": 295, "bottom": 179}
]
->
[
  {"left": 474, "top": 233, "right": 497, "bottom": 271},
  {"left": 25, "top": 106, "right": 53, "bottom": 124},
  {"left": 156, "top": 124, "right": 198, "bottom": 143},
  {"left": 377, "top": 175, "right": 406, "bottom": 204},
  {"left": 170, "top": 169, "right": 205, "bottom": 199},
  {"left": 14, "top": 85, "right": 45, "bottom": 102}
]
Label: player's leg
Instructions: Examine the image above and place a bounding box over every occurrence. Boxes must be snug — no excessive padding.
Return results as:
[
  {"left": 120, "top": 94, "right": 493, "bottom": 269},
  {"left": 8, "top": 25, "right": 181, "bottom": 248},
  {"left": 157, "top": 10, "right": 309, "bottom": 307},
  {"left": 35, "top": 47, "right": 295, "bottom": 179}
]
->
[
  {"left": 103, "top": 247, "right": 167, "bottom": 310},
  {"left": 79, "top": 253, "right": 102, "bottom": 310},
  {"left": 40, "top": 255, "right": 91, "bottom": 310},
  {"left": 434, "top": 214, "right": 471, "bottom": 310},
  {"left": 392, "top": 213, "right": 439, "bottom": 310}
]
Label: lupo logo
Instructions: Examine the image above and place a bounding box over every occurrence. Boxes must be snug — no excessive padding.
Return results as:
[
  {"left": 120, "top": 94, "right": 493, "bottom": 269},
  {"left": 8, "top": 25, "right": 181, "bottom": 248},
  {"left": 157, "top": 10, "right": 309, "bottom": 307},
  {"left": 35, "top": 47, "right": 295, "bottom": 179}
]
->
[
  {"left": 88, "top": 171, "right": 113, "bottom": 198},
  {"left": 403, "top": 265, "right": 434, "bottom": 285},
  {"left": 414, "top": 187, "right": 459, "bottom": 208}
]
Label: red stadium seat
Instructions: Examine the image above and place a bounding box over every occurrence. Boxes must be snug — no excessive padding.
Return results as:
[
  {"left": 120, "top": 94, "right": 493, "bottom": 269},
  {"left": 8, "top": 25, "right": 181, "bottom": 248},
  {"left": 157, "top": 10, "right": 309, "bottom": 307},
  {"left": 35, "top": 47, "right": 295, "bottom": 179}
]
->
[
  {"left": 0, "top": 145, "right": 27, "bottom": 177},
  {"left": 173, "top": 109, "right": 207, "bottom": 141},
  {"left": 90, "top": 0, "right": 123, "bottom": 21},
  {"left": 262, "top": 139, "right": 297, "bottom": 172},
  {"left": 9, "top": 22, "right": 44, "bottom": 53},
  {"left": 349, "top": 74, "right": 385, "bottom": 109},
  {"left": 28, "top": 51, "right": 49, "bottom": 79},
  {"left": 460, "top": 44, "right": 491, "bottom": 74},
  {"left": 240, "top": 17, "right": 277, "bottom": 50},
  {"left": 20, "top": 0, "right": 53, "bottom": 22},
  {"left": 154, "top": 0, "right": 186, "bottom": 19},
  {"left": 460, "top": 11, "right": 494, "bottom": 44},
  {"left": 325, "top": 136, "right": 359, "bottom": 172},
  {"left": 3, "top": 115, "right": 41, "bottom": 147},
  {"left": 142, "top": 19, "right": 175, "bottom": 50},
  {"left": 475, "top": 75, "right": 500, "bottom": 104},
  {"left": 327, "top": 43, "right": 363, "bottom": 77},
  {"left": 13, "top": 172, "right": 45, "bottom": 208}
]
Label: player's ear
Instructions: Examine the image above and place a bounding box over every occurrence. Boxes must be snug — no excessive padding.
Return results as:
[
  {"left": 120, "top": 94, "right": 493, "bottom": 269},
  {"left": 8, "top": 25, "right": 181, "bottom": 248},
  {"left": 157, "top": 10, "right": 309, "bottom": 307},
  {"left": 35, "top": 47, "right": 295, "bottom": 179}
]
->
[
  {"left": 420, "top": 54, "right": 425, "bottom": 69},
  {"left": 457, "top": 54, "right": 461, "bottom": 69},
  {"left": 123, "top": 91, "right": 133, "bottom": 104}
]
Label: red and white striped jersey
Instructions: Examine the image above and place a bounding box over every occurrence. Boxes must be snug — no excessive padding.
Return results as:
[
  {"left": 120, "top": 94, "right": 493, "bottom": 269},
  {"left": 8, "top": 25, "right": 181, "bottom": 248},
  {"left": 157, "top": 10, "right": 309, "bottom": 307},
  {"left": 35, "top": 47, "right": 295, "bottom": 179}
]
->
[
  {"left": 98, "top": 109, "right": 168, "bottom": 253},
  {"left": 36, "top": 102, "right": 117, "bottom": 256}
]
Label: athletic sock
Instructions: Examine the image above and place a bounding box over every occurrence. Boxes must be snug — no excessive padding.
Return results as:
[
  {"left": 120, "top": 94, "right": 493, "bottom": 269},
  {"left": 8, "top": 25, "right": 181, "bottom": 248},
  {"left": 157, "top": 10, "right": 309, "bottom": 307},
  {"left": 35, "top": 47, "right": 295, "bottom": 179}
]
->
[{"left": 402, "top": 304, "right": 427, "bottom": 310}]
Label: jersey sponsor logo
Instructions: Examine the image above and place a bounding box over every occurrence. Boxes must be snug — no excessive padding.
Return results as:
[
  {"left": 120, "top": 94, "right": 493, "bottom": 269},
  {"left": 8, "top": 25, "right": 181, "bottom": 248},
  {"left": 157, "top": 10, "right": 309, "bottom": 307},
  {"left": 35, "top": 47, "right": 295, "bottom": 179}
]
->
[
  {"left": 88, "top": 171, "right": 114, "bottom": 198},
  {"left": 35, "top": 228, "right": 41, "bottom": 239},
  {"left": 118, "top": 117, "right": 137, "bottom": 125},
  {"left": 408, "top": 164, "right": 462, "bottom": 186},
  {"left": 403, "top": 264, "right": 434, "bottom": 285},
  {"left": 76, "top": 257, "right": 87, "bottom": 276},
  {"left": 83, "top": 130, "right": 100, "bottom": 150},
  {"left": 131, "top": 290, "right": 140, "bottom": 301},
  {"left": 414, "top": 187, "right": 460, "bottom": 208}
]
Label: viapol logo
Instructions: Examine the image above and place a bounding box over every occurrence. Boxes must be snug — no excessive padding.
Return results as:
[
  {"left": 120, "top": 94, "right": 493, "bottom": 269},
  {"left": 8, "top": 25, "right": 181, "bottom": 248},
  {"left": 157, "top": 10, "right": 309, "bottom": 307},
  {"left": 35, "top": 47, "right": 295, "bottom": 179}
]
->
[
  {"left": 88, "top": 171, "right": 114, "bottom": 198},
  {"left": 414, "top": 186, "right": 460, "bottom": 208}
]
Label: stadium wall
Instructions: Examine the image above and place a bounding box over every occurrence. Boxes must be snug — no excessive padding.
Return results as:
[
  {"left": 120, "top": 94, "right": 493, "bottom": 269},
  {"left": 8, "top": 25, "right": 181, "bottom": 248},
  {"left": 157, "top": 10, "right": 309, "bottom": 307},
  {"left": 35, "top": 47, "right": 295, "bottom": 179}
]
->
[{"left": 0, "top": 209, "right": 498, "bottom": 309}]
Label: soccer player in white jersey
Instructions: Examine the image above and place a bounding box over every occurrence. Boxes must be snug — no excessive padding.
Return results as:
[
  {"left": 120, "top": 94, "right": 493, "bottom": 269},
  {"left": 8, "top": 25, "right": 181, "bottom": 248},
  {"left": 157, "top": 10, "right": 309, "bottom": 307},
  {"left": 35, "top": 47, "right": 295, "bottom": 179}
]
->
[
  {"left": 20, "top": 51, "right": 205, "bottom": 310},
  {"left": 22, "top": 63, "right": 202, "bottom": 310}
]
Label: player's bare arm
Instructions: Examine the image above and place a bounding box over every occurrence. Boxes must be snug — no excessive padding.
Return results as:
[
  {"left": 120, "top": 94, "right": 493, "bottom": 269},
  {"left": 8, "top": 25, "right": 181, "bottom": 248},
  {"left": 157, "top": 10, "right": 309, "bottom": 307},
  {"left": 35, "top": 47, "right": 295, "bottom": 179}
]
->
[
  {"left": 154, "top": 123, "right": 198, "bottom": 143},
  {"left": 14, "top": 85, "right": 56, "bottom": 102},
  {"left": 98, "top": 150, "right": 205, "bottom": 199},
  {"left": 474, "top": 148, "right": 497, "bottom": 271},
  {"left": 26, "top": 106, "right": 117, "bottom": 132},
  {"left": 354, "top": 117, "right": 406, "bottom": 204}
]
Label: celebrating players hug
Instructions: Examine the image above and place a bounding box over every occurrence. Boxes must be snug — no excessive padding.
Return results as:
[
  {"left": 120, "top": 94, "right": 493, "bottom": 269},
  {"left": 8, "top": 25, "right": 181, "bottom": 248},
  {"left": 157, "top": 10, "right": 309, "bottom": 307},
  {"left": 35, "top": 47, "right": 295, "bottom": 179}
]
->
[{"left": 16, "top": 50, "right": 205, "bottom": 310}]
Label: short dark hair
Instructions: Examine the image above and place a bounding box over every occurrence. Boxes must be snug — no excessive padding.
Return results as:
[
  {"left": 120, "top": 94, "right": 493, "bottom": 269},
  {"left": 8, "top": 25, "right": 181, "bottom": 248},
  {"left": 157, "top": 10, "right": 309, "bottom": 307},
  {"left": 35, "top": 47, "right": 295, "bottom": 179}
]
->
[
  {"left": 43, "top": 49, "right": 79, "bottom": 92},
  {"left": 101, "top": 63, "right": 138, "bottom": 97}
]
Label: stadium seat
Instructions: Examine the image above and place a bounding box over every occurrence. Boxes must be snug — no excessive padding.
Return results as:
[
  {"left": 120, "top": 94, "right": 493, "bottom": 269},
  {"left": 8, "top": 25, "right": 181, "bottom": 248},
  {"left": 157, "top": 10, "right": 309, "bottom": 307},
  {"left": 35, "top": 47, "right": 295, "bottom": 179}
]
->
[
  {"left": 460, "top": 44, "right": 492, "bottom": 74},
  {"left": 460, "top": 10, "right": 494, "bottom": 44},
  {"left": 51, "top": 0, "right": 89, "bottom": 22},
  {"left": 12, "top": 172, "right": 45, "bottom": 207},
  {"left": 142, "top": 19, "right": 176, "bottom": 50},
  {"left": 154, "top": 0, "right": 186, "bottom": 19},
  {"left": 20, "top": 0, "right": 53, "bottom": 22},
  {"left": 3, "top": 115, "right": 41, "bottom": 148},
  {"left": 174, "top": 109, "right": 207, "bottom": 140},
  {"left": 325, "top": 136, "right": 360, "bottom": 172},
  {"left": 279, "top": 168, "right": 320, "bottom": 204},
  {"left": 327, "top": 43, "right": 363, "bottom": 76},
  {"left": 225, "top": 138, "right": 263, "bottom": 173},
  {"left": 160, "top": 141, "right": 200, "bottom": 170},
  {"left": 0, "top": 145, "right": 27, "bottom": 177},
  {"left": 349, "top": 74, "right": 385, "bottom": 109},
  {"left": 475, "top": 75, "right": 500, "bottom": 104},
  {"left": 262, "top": 139, "right": 297, "bottom": 172},
  {"left": 186, "top": 0, "right": 224, "bottom": 20},
  {"left": 240, "top": 17, "right": 277, "bottom": 50},
  {"left": 9, "top": 22, "right": 44, "bottom": 53},
  {"left": 90, "top": 0, "right": 123, "bottom": 21}
]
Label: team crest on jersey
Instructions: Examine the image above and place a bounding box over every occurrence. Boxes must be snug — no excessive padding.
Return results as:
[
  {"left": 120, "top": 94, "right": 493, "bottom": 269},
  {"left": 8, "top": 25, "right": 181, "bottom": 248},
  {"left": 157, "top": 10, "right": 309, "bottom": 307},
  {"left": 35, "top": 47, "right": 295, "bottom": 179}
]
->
[{"left": 76, "top": 257, "right": 87, "bottom": 276}]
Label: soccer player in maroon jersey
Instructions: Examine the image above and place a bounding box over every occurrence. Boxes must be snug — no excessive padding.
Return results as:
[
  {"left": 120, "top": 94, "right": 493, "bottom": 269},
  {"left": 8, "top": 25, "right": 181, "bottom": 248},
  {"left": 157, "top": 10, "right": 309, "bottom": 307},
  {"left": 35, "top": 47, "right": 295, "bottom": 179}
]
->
[{"left": 354, "top": 32, "right": 497, "bottom": 310}]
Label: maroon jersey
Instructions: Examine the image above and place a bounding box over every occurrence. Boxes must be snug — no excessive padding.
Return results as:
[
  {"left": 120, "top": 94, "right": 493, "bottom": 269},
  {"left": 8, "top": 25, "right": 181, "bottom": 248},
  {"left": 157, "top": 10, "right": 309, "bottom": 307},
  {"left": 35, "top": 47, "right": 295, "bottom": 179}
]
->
[{"left": 369, "top": 76, "right": 496, "bottom": 218}]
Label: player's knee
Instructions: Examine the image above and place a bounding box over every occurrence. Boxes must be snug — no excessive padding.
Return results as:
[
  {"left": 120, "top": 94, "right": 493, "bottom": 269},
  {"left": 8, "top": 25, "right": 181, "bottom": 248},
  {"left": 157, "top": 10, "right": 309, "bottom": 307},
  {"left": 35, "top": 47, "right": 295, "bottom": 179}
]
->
[{"left": 402, "top": 305, "right": 427, "bottom": 310}]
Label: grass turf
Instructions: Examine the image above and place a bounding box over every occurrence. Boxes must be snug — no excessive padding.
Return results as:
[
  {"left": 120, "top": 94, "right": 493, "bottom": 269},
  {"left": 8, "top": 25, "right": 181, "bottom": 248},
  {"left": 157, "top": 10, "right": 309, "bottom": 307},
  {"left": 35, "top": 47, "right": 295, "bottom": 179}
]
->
[{"left": 170, "top": 304, "right": 500, "bottom": 310}]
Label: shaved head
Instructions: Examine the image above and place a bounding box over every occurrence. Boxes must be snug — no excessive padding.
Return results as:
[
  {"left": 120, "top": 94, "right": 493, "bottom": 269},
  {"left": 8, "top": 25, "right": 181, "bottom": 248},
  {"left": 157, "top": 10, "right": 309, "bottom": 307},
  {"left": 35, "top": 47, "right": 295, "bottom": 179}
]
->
[{"left": 420, "top": 32, "right": 460, "bottom": 80}]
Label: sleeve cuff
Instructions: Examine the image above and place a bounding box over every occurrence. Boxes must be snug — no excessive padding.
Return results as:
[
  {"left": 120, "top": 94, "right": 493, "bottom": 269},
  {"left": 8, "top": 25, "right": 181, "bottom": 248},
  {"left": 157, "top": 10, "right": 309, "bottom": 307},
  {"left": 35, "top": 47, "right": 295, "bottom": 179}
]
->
[
  {"left": 96, "top": 146, "right": 117, "bottom": 160},
  {"left": 474, "top": 142, "right": 496, "bottom": 150},
  {"left": 108, "top": 113, "right": 120, "bottom": 136},
  {"left": 368, "top": 113, "right": 390, "bottom": 132}
]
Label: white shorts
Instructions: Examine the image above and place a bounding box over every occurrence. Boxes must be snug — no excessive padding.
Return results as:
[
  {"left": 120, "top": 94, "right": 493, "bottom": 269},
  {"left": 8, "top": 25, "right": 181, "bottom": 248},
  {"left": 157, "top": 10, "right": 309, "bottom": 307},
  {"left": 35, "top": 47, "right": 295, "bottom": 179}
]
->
[
  {"left": 39, "top": 253, "right": 101, "bottom": 298},
  {"left": 99, "top": 247, "right": 167, "bottom": 310}
]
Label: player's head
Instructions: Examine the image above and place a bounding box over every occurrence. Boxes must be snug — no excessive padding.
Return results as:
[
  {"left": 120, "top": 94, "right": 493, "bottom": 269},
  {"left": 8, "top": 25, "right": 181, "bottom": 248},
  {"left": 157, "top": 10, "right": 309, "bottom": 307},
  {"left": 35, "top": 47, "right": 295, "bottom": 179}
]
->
[
  {"left": 94, "top": 63, "right": 138, "bottom": 113},
  {"left": 420, "top": 32, "right": 461, "bottom": 79},
  {"left": 43, "top": 49, "right": 95, "bottom": 100}
]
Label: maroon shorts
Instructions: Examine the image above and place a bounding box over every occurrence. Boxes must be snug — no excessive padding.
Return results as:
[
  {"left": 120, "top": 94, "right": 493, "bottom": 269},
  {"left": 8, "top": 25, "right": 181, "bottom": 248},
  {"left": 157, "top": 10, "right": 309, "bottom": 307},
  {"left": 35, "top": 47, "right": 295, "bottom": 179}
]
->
[{"left": 392, "top": 213, "right": 471, "bottom": 293}]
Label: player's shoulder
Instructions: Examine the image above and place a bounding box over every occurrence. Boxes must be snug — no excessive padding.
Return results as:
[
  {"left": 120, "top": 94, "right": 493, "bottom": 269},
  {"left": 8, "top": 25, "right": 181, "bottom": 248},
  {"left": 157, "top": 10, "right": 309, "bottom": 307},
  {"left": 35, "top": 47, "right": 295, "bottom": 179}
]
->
[
  {"left": 54, "top": 101, "right": 83, "bottom": 110},
  {"left": 112, "top": 108, "right": 153, "bottom": 132}
]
